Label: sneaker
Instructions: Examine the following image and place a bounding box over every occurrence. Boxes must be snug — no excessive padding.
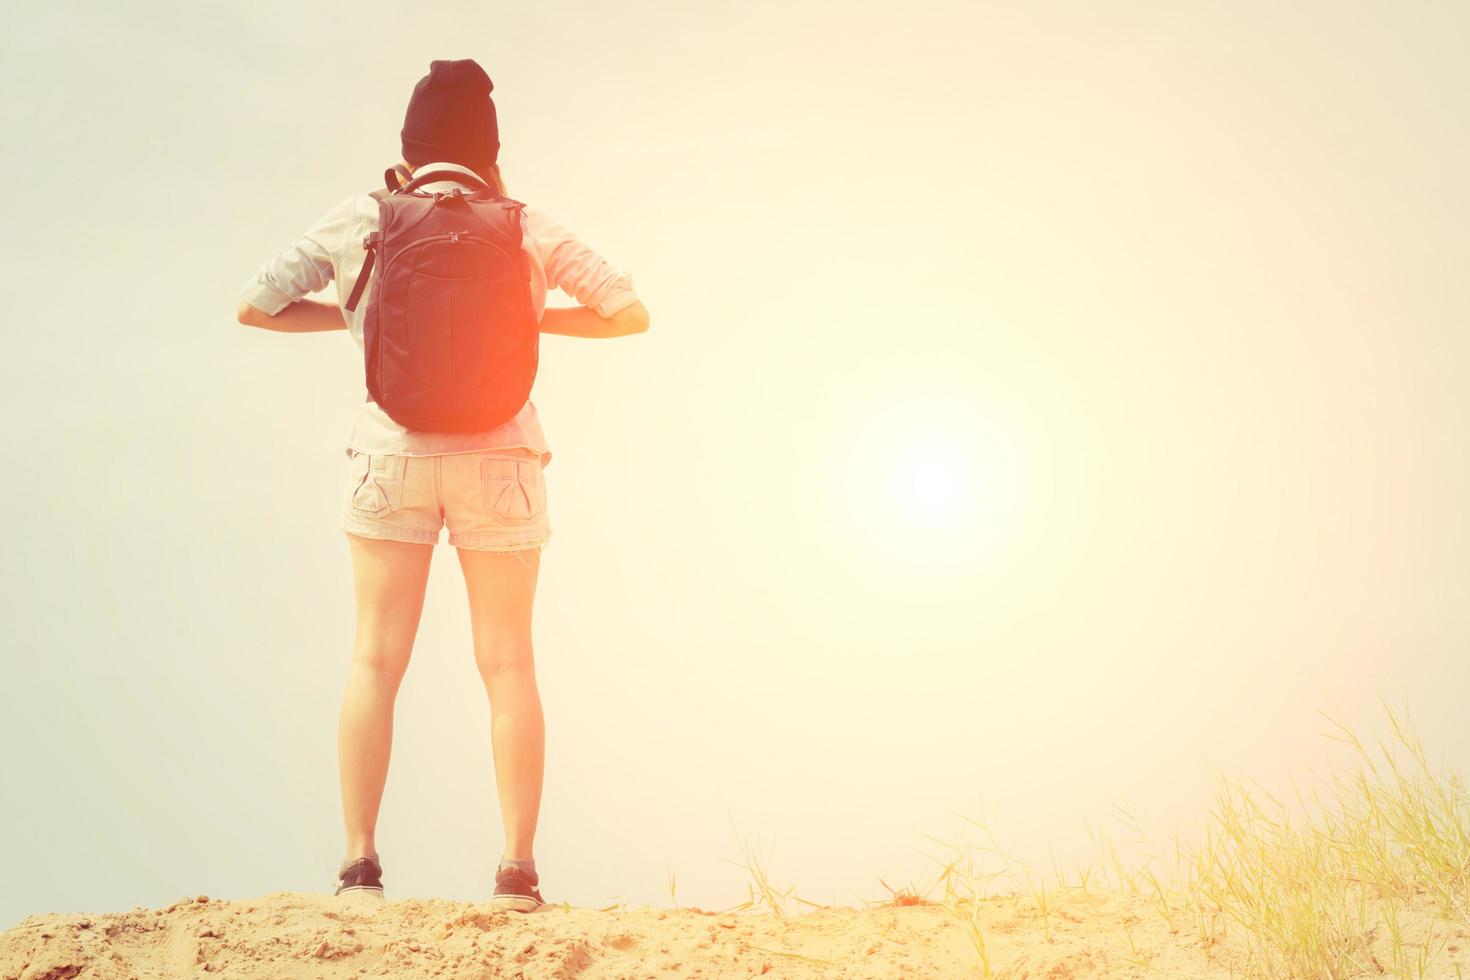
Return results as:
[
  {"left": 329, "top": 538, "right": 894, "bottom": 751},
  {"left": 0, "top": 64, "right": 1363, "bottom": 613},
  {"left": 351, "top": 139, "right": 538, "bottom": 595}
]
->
[
  {"left": 335, "top": 855, "right": 385, "bottom": 898},
  {"left": 491, "top": 864, "right": 545, "bottom": 912}
]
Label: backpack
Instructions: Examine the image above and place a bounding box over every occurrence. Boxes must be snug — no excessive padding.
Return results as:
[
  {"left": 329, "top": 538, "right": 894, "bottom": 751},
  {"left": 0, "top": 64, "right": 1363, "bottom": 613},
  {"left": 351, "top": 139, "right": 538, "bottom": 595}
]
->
[{"left": 343, "top": 164, "right": 538, "bottom": 433}]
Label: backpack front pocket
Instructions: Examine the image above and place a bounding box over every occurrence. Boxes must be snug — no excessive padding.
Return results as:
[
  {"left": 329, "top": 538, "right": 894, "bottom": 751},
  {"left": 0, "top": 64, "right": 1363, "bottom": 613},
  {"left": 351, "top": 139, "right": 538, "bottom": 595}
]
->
[{"left": 479, "top": 456, "right": 545, "bottom": 524}]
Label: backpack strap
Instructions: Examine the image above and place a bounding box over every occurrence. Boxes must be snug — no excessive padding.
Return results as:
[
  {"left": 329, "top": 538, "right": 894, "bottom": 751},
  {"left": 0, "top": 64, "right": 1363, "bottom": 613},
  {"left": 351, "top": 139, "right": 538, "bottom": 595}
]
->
[
  {"left": 344, "top": 233, "right": 378, "bottom": 313},
  {"left": 345, "top": 190, "right": 394, "bottom": 313}
]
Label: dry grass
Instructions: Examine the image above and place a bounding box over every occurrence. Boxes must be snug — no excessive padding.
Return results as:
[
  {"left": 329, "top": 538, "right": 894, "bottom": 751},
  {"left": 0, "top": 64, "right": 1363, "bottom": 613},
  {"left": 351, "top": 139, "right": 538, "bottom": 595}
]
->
[
  {"left": 705, "top": 701, "right": 1468, "bottom": 977},
  {"left": 1157, "top": 701, "right": 1470, "bottom": 978},
  {"left": 905, "top": 700, "right": 1470, "bottom": 978}
]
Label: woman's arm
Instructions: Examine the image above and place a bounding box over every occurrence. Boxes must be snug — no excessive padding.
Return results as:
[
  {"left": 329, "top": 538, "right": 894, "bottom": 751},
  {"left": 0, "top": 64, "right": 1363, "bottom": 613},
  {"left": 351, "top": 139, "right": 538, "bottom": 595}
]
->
[
  {"left": 524, "top": 207, "right": 645, "bottom": 335},
  {"left": 237, "top": 297, "right": 347, "bottom": 332},
  {"left": 237, "top": 195, "right": 359, "bottom": 333},
  {"left": 539, "top": 300, "right": 650, "bottom": 339}
]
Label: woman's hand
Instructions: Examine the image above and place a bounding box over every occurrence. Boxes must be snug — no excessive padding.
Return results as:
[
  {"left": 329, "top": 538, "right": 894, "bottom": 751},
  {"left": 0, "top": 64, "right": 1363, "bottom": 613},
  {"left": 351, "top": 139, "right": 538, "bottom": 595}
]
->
[
  {"left": 236, "top": 298, "right": 348, "bottom": 333},
  {"left": 539, "top": 301, "right": 649, "bottom": 339}
]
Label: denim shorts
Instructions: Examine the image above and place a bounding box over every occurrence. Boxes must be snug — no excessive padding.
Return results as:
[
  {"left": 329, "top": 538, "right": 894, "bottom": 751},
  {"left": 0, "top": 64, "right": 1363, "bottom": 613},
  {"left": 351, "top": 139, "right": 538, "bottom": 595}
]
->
[{"left": 339, "top": 447, "right": 552, "bottom": 552}]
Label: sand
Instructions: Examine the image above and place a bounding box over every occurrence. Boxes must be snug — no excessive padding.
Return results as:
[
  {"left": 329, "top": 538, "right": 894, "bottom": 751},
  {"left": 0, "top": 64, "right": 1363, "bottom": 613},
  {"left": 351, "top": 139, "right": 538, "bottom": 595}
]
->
[{"left": 2, "top": 887, "right": 1465, "bottom": 978}]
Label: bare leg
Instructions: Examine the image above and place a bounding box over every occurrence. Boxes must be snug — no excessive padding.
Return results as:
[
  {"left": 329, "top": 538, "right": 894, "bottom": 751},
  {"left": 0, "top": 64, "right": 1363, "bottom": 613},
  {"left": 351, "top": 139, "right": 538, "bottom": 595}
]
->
[
  {"left": 456, "top": 546, "right": 543, "bottom": 861},
  {"left": 339, "top": 533, "right": 434, "bottom": 864}
]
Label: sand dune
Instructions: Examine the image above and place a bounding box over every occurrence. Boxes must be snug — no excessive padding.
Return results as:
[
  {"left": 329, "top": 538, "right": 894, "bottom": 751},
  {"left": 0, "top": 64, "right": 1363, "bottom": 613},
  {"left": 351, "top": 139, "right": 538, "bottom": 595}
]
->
[
  {"left": 0, "top": 887, "right": 1291, "bottom": 979},
  {"left": 0, "top": 888, "right": 1143, "bottom": 979},
  {"left": 6, "top": 886, "right": 1465, "bottom": 978}
]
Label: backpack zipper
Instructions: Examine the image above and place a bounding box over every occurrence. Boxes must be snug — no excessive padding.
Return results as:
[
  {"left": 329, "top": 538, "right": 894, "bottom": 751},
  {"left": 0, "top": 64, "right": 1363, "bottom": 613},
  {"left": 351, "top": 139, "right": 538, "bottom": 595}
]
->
[{"left": 379, "top": 231, "right": 528, "bottom": 282}]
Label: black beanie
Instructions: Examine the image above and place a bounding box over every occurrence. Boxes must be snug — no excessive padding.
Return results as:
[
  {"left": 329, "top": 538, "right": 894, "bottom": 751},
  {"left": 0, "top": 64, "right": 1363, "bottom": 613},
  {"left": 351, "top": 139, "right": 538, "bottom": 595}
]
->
[{"left": 400, "top": 59, "right": 500, "bottom": 169}]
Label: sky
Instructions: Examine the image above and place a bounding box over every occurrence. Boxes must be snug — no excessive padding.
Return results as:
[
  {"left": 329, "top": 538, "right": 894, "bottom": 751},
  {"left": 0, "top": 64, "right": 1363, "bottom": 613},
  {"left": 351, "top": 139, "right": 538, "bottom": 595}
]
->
[{"left": 3, "top": 0, "right": 1469, "bottom": 928}]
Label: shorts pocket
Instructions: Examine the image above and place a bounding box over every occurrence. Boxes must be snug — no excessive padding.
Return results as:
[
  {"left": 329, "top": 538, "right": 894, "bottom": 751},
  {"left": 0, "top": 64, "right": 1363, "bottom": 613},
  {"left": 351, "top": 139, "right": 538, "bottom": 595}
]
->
[
  {"left": 348, "top": 450, "right": 407, "bottom": 518},
  {"left": 479, "top": 455, "right": 546, "bottom": 524}
]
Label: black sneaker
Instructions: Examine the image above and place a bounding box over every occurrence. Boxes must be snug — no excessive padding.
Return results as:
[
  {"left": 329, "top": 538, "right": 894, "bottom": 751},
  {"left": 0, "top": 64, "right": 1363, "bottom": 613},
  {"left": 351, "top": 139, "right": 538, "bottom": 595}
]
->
[
  {"left": 491, "top": 865, "right": 544, "bottom": 912},
  {"left": 335, "top": 855, "right": 384, "bottom": 898}
]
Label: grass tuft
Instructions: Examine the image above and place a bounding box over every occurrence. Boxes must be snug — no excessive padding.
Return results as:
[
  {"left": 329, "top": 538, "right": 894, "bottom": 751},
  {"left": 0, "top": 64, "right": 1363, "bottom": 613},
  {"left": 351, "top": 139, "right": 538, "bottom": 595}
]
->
[{"left": 924, "top": 700, "right": 1470, "bottom": 977}]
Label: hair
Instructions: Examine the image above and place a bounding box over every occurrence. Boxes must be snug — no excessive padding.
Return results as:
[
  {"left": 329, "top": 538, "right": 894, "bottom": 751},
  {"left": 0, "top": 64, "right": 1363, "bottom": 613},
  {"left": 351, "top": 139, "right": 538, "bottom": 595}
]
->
[{"left": 402, "top": 155, "right": 507, "bottom": 196}]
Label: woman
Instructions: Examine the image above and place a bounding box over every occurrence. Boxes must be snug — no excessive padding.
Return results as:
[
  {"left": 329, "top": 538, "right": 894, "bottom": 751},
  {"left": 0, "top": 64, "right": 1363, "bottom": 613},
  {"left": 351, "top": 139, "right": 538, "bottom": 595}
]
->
[{"left": 235, "top": 58, "right": 649, "bottom": 911}]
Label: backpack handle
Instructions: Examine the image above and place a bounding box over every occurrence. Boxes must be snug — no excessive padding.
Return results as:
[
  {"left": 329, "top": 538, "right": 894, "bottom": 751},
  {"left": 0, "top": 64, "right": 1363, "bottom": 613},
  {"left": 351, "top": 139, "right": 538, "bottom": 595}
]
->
[
  {"left": 383, "top": 164, "right": 414, "bottom": 191},
  {"left": 398, "top": 168, "right": 493, "bottom": 195}
]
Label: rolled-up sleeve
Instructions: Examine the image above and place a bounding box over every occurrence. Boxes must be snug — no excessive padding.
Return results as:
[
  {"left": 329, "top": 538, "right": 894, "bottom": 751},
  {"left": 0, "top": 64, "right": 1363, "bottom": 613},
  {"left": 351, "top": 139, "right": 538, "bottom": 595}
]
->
[
  {"left": 240, "top": 195, "right": 357, "bottom": 315},
  {"left": 527, "top": 209, "right": 640, "bottom": 318}
]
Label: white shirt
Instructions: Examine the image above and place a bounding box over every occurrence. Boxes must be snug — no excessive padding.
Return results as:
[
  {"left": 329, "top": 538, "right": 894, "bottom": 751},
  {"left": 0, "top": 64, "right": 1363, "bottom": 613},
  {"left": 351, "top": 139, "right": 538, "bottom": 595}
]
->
[{"left": 239, "top": 161, "right": 640, "bottom": 464}]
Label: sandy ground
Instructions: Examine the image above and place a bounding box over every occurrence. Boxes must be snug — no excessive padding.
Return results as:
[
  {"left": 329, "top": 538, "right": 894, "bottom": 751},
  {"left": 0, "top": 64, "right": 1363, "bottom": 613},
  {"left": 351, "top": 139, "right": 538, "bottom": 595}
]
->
[{"left": 3, "top": 887, "right": 1466, "bottom": 978}]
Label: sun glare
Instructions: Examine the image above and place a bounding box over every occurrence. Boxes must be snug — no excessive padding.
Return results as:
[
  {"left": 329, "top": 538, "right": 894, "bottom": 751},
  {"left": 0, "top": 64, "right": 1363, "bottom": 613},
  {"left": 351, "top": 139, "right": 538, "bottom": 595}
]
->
[
  {"left": 814, "top": 381, "right": 1036, "bottom": 580},
  {"left": 890, "top": 438, "right": 982, "bottom": 531}
]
